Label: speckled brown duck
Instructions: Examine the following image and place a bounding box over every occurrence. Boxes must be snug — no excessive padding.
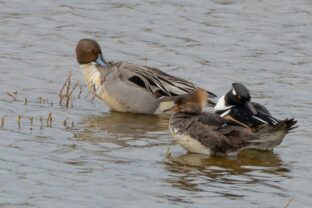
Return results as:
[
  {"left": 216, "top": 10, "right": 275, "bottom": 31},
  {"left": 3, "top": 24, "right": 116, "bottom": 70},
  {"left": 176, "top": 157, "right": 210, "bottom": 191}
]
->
[{"left": 167, "top": 89, "right": 297, "bottom": 156}]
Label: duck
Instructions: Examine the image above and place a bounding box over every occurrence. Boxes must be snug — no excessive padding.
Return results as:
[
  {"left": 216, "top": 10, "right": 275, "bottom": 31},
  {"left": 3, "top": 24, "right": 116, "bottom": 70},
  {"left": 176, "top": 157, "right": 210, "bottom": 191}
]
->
[
  {"left": 167, "top": 88, "right": 297, "bottom": 156},
  {"left": 75, "top": 38, "right": 217, "bottom": 114},
  {"left": 214, "top": 83, "right": 280, "bottom": 128}
]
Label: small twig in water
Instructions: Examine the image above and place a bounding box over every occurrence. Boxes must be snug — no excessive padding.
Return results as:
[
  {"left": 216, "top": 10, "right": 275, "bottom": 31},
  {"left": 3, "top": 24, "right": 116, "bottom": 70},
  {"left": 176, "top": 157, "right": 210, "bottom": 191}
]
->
[
  {"left": 63, "top": 117, "right": 69, "bottom": 128},
  {"left": 47, "top": 113, "right": 52, "bottom": 127},
  {"left": 29, "top": 116, "right": 33, "bottom": 131},
  {"left": 78, "top": 84, "right": 83, "bottom": 99},
  {"left": 7, "top": 92, "right": 17, "bottom": 102},
  {"left": 1, "top": 115, "right": 7, "bottom": 128},
  {"left": 165, "top": 147, "right": 172, "bottom": 159},
  {"left": 39, "top": 115, "right": 44, "bottom": 129},
  {"left": 37, "top": 96, "right": 43, "bottom": 103},
  {"left": 66, "top": 72, "right": 72, "bottom": 97},
  {"left": 66, "top": 81, "right": 79, "bottom": 108},
  {"left": 29, "top": 116, "right": 34, "bottom": 126},
  {"left": 59, "top": 74, "right": 70, "bottom": 105},
  {"left": 17, "top": 115, "right": 22, "bottom": 128}
]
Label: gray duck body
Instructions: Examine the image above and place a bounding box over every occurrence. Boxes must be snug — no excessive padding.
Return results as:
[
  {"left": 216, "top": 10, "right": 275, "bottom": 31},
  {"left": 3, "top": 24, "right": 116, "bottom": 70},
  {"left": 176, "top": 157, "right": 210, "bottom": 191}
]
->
[{"left": 81, "top": 61, "right": 215, "bottom": 114}]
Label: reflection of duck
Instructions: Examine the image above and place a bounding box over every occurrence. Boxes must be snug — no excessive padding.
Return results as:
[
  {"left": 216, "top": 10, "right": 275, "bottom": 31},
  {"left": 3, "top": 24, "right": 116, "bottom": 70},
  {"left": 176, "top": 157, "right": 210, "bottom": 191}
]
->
[
  {"left": 75, "top": 112, "right": 169, "bottom": 146},
  {"left": 82, "top": 112, "right": 168, "bottom": 134},
  {"left": 168, "top": 89, "right": 297, "bottom": 156},
  {"left": 75, "top": 39, "right": 216, "bottom": 114},
  {"left": 163, "top": 150, "right": 289, "bottom": 193},
  {"left": 166, "top": 150, "right": 286, "bottom": 173}
]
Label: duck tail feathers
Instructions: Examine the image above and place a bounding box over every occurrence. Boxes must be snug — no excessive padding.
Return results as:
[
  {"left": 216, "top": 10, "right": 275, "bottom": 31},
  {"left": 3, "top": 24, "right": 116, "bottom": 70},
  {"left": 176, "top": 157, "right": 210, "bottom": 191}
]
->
[
  {"left": 274, "top": 118, "right": 298, "bottom": 132},
  {"left": 245, "top": 118, "right": 297, "bottom": 150}
]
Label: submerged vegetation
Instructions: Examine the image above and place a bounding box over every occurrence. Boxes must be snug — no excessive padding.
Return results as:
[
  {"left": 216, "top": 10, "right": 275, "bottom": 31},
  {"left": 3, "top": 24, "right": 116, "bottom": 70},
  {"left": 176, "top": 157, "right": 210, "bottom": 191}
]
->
[{"left": 1, "top": 73, "right": 88, "bottom": 131}]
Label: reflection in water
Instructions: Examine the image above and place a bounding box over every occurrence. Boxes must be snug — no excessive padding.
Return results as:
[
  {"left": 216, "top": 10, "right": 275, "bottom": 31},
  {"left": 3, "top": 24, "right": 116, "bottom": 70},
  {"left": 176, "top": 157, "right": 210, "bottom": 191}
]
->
[
  {"left": 82, "top": 112, "right": 168, "bottom": 134},
  {"left": 73, "top": 112, "right": 170, "bottom": 147},
  {"left": 163, "top": 150, "right": 290, "bottom": 195}
]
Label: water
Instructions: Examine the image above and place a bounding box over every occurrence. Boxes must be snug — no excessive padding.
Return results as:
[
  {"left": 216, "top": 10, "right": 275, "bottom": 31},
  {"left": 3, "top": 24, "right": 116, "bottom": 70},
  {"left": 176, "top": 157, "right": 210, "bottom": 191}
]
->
[{"left": 0, "top": 0, "right": 312, "bottom": 207}]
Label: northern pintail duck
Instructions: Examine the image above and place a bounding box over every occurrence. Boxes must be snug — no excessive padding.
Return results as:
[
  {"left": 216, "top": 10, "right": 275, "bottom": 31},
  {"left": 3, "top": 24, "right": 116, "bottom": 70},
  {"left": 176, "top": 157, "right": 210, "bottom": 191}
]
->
[
  {"left": 214, "top": 83, "right": 281, "bottom": 128},
  {"left": 168, "top": 89, "right": 297, "bottom": 156},
  {"left": 75, "top": 39, "right": 216, "bottom": 114}
]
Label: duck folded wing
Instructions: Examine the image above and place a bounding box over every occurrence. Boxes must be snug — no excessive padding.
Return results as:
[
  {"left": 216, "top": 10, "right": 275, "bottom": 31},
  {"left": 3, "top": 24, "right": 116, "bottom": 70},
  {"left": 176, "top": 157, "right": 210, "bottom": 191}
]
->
[
  {"left": 225, "top": 106, "right": 279, "bottom": 127},
  {"left": 251, "top": 102, "right": 271, "bottom": 115},
  {"left": 197, "top": 112, "right": 228, "bottom": 126},
  {"left": 102, "top": 66, "right": 160, "bottom": 113},
  {"left": 118, "top": 62, "right": 216, "bottom": 99},
  {"left": 187, "top": 120, "right": 257, "bottom": 155}
]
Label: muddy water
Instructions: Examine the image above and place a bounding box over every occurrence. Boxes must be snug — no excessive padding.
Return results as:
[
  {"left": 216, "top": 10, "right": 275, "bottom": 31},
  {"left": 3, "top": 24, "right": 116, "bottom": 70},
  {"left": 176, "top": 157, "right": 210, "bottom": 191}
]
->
[{"left": 0, "top": 0, "right": 312, "bottom": 207}]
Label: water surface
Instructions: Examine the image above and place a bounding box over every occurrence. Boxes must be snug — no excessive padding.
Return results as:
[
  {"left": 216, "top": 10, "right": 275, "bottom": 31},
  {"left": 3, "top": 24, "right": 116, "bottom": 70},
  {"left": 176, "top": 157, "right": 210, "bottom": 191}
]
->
[{"left": 0, "top": 0, "right": 312, "bottom": 207}]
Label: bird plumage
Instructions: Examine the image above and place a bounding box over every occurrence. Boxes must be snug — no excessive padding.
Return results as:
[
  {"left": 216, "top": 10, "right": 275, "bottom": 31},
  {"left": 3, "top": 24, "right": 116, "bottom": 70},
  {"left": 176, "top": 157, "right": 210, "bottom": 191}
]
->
[
  {"left": 215, "top": 83, "right": 281, "bottom": 128},
  {"left": 76, "top": 39, "right": 217, "bottom": 114},
  {"left": 169, "top": 89, "right": 297, "bottom": 156}
]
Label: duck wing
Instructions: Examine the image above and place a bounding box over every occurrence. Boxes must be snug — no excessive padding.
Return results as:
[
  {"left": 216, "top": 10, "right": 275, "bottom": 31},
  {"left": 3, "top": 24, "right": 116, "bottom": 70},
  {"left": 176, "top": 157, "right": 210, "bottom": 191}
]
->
[
  {"left": 187, "top": 118, "right": 258, "bottom": 155},
  {"left": 197, "top": 112, "right": 228, "bottom": 126},
  {"left": 223, "top": 105, "right": 280, "bottom": 127},
  {"left": 115, "top": 62, "right": 216, "bottom": 105},
  {"left": 252, "top": 102, "right": 271, "bottom": 115}
]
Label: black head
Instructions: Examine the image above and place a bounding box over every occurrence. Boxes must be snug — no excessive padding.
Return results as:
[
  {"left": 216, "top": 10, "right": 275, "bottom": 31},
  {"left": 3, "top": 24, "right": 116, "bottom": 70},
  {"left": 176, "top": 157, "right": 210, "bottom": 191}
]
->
[{"left": 225, "top": 83, "right": 257, "bottom": 114}]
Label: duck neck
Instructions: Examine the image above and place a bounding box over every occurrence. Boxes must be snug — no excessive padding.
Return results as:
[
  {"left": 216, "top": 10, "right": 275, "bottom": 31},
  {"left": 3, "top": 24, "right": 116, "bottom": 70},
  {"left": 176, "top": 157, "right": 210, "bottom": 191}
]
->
[{"left": 80, "top": 63, "right": 102, "bottom": 87}]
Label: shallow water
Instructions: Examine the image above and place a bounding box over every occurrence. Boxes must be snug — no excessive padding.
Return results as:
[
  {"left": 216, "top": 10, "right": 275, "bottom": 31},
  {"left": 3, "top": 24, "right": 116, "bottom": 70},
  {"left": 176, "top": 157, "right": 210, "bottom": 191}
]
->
[{"left": 0, "top": 0, "right": 312, "bottom": 207}]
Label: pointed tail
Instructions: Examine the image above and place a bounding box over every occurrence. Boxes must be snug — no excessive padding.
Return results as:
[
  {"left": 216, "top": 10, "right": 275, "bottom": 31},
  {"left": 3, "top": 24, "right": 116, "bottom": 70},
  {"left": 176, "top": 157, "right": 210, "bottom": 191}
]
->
[
  {"left": 245, "top": 118, "right": 298, "bottom": 151},
  {"left": 272, "top": 118, "right": 298, "bottom": 132}
]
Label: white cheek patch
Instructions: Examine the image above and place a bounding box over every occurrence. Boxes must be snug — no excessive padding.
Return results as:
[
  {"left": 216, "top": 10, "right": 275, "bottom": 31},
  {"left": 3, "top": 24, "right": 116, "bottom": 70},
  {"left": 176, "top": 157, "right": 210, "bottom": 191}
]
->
[{"left": 232, "top": 88, "right": 236, "bottom": 95}]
